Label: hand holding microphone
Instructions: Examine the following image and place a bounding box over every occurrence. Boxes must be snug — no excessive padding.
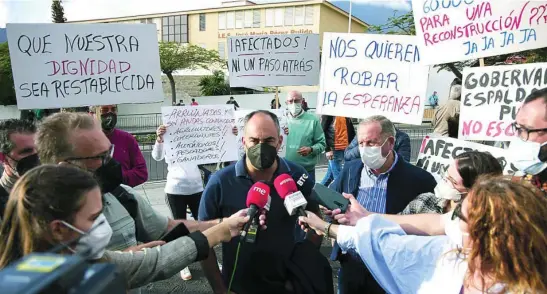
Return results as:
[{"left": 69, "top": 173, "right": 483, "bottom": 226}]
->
[
  {"left": 273, "top": 174, "right": 310, "bottom": 229},
  {"left": 240, "top": 181, "right": 270, "bottom": 242}
]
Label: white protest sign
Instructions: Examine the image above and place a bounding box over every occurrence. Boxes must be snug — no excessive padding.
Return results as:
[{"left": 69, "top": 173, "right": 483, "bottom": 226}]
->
[
  {"left": 227, "top": 34, "right": 320, "bottom": 87},
  {"left": 161, "top": 105, "right": 238, "bottom": 166},
  {"left": 416, "top": 134, "right": 518, "bottom": 182},
  {"left": 459, "top": 62, "right": 547, "bottom": 141},
  {"left": 412, "top": 0, "right": 547, "bottom": 65},
  {"left": 317, "top": 33, "right": 428, "bottom": 125},
  {"left": 234, "top": 109, "right": 287, "bottom": 158},
  {"left": 6, "top": 23, "right": 163, "bottom": 110}
]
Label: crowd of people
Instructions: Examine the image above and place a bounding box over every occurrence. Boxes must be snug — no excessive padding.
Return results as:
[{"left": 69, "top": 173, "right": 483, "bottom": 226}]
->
[{"left": 0, "top": 87, "right": 545, "bottom": 294}]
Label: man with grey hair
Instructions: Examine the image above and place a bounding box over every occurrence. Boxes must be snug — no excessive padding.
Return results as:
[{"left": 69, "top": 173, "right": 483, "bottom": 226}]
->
[{"left": 328, "top": 115, "right": 436, "bottom": 294}]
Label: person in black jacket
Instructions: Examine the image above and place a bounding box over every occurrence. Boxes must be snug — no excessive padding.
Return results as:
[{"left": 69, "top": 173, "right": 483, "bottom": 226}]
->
[{"left": 320, "top": 115, "right": 355, "bottom": 186}]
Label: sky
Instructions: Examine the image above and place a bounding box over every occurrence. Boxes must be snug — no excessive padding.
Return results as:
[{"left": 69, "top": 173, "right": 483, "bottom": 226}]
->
[{"left": 0, "top": 0, "right": 411, "bottom": 26}]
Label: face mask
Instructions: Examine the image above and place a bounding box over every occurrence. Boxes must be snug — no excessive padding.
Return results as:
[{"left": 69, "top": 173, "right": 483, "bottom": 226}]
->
[
  {"left": 434, "top": 179, "right": 466, "bottom": 201},
  {"left": 246, "top": 143, "right": 277, "bottom": 170},
  {"left": 507, "top": 139, "right": 547, "bottom": 175},
  {"left": 288, "top": 103, "right": 302, "bottom": 115},
  {"left": 8, "top": 153, "right": 40, "bottom": 176},
  {"left": 443, "top": 212, "right": 469, "bottom": 248},
  {"left": 359, "top": 138, "right": 390, "bottom": 170},
  {"left": 95, "top": 159, "right": 123, "bottom": 193},
  {"left": 101, "top": 112, "right": 118, "bottom": 131},
  {"left": 62, "top": 214, "right": 112, "bottom": 260}
]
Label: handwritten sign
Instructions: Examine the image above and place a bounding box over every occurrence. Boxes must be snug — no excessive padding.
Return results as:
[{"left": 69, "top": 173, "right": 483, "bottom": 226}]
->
[
  {"left": 161, "top": 105, "right": 238, "bottom": 166},
  {"left": 412, "top": 0, "right": 547, "bottom": 65},
  {"left": 6, "top": 23, "right": 163, "bottom": 110},
  {"left": 234, "top": 109, "right": 287, "bottom": 158},
  {"left": 459, "top": 62, "right": 547, "bottom": 141},
  {"left": 227, "top": 34, "right": 320, "bottom": 87},
  {"left": 317, "top": 33, "right": 428, "bottom": 125},
  {"left": 416, "top": 134, "right": 517, "bottom": 182}
]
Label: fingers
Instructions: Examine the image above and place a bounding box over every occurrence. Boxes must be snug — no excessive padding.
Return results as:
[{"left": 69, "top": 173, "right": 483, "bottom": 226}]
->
[
  {"left": 331, "top": 208, "right": 342, "bottom": 216},
  {"left": 342, "top": 193, "right": 354, "bottom": 200},
  {"left": 334, "top": 214, "right": 348, "bottom": 224}
]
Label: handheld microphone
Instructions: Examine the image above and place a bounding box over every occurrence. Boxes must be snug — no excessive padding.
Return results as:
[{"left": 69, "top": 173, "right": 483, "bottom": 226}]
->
[
  {"left": 273, "top": 174, "right": 309, "bottom": 229},
  {"left": 240, "top": 181, "right": 270, "bottom": 242}
]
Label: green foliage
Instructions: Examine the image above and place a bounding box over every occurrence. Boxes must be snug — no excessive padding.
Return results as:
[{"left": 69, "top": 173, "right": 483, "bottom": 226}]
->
[
  {"left": 0, "top": 43, "right": 16, "bottom": 106},
  {"left": 159, "top": 42, "right": 222, "bottom": 75},
  {"left": 368, "top": 11, "right": 415, "bottom": 35},
  {"left": 51, "top": 0, "right": 67, "bottom": 23},
  {"left": 198, "top": 70, "right": 231, "bottom": 96}
]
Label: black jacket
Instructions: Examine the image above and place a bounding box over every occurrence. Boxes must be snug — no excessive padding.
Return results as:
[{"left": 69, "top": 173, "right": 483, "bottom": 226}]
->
[{"left": 320, "top": 116, "right": 356, "bottom": 152}]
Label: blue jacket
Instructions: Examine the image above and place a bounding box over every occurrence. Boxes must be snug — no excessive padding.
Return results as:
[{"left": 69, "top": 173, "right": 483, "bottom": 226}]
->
[
  {"left": 344, "top": 129, "right": 411, "bottom": 162},
  {"left": 330, "top": 157, "right": 436, "bottom": 260}
]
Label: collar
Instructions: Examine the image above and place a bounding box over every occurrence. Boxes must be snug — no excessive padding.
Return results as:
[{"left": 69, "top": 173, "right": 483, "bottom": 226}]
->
[
  {"left": 288, "top": 110, "right": 304, "bottom": 119},
  {"left": 235, "top": 155, "right": 291, "bottom": 179},
  {"left": 366, "top": 152, "right": 399, "bottom": 176}
]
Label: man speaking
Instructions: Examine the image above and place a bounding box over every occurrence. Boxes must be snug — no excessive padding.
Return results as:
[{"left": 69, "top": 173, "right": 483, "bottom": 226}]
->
[{"left": 198, "top": 110, "right": 324, "bottom": 294}]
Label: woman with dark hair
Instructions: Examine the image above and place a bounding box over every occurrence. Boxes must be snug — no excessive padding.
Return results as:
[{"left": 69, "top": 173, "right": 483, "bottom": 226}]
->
[{"left": 401, "top": 150, "right": 503, "bottom": 215}]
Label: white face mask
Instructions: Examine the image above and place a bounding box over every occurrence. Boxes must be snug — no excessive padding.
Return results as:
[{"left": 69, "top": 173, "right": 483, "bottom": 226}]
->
[
  {"left": 62, "top": 213, "right": 112, "bottom": 260},
  {"left": 443, "top": 212, "right": 469, "bottom": 248},
  {"left": 507, "top": 139, "right": 547, "bottom": 175},
  {"left": 434, "top": 178, "right": 466, "bottom": 201},
  {"left": 359, "top": 138, "right": 390, "bottom": 170},
  {"left": 287, "top": 103, "right": 302, "bottom": 115}
]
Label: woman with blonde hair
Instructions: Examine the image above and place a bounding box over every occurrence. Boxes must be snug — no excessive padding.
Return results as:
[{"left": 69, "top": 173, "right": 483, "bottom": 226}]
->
[
  {"left": 0, "top": 164, "right": 252, "bottom": 289},
  {"left": 299, "top": 176, "right": 547, "bottom": 293}
]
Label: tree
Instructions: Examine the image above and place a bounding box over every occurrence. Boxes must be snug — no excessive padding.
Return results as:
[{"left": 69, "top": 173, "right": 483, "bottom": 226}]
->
[
  {"left": 0, "top": 43, "right": 16, "bottom": 106},
  {"left": 159, "top": 42, "right": 223, "bottom": 104},
  {"left": 199, "top": 70, "right": 231, "bottom": 96},
  {"left": 368, "top": 11, "right": 415, "bottom": 35},
  {"left": 51, "top": 0, "right": 67, "bottom": 23}
]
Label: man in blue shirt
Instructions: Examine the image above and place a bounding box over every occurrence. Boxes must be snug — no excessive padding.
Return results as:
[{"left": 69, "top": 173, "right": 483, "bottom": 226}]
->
[
  {"left": 429, "top": 91, "right": 439, "bottom": 107},
  {"left": 199, "top": 110, "right": 323, "bottom": 294}
]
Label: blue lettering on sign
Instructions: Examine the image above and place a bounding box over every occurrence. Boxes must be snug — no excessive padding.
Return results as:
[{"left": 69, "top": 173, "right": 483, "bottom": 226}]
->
[
  {"left": 363, "top": 41, "right": 420, "bottom": 63},
  {"left": 500, "top": 31, "right": 515, "bottom": 48},
  {"left": 519, "top": 28, "right": 537, "bottom": 44},
  {"left": 329, "top": 37, "right": 357, "bottom": 58},
  {"left": 323, "top": 91, "right": 338, "bottom": 106},
  {"left": 333, "top": 67, "right": 399, "bottom": 91}
]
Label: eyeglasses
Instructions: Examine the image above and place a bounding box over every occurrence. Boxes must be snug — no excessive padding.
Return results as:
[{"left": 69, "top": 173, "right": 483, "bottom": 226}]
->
[
  {"left": 65, "top": 145, "right": 115, "bottom": 166},
  {"left": 451, "top": 203, "right": 467, "bottom": 223},
  {"left": 511, "top": 122, "right": 547, "bottom": 142}
]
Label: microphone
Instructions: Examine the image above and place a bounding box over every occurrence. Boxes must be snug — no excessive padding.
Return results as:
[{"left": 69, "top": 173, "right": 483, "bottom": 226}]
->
[
  {"left": 273, "top": 174, "right": 309, "bottom": 229},
  {"left": 240, "top": 181, "right": 270, "bottom": 243}
]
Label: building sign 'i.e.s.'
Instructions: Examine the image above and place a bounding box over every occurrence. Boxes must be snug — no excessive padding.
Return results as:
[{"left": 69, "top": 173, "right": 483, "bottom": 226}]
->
[{"left": 6, "top": 23, "right": 163, "bottom": 110}]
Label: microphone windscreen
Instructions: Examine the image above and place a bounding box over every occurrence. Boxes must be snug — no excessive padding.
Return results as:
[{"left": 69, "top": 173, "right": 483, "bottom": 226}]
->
[
  {"left": 246, "top": 181, "right": 270, "bottom": 208},
  {"left": 273, "top": 173, "right": 298, "bottom": 199}
]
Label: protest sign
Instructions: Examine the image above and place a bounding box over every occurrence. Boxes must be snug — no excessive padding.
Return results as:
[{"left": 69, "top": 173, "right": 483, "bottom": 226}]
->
[
  {"left": 317, "top": 33, "right": 428, "bottom": 125},
  {"left": 234, "top": 109, "right": 287, "bottom": 158},
  {"left": 227, "top": 34, "right": 320, "bottom": 87},
  {"left": 6, "top": 23, "right": 163, "bottom": 110},
  {"left": 161, "top": 105, "right": 238, "bottom": 166},
  {"left": 412, "top": 0, "right": 547, "bottom": 65},
  {"left": 459, "top": 62, "right": 547, "bottom": 141},
  {"left": 416, "top": 134, "right": 517, "bottom": 181}
]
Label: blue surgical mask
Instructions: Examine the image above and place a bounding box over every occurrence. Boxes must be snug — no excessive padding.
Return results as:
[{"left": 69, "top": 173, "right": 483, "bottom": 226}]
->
[{"left": 507, "top": 139, "right": 547, "bottom": 175}]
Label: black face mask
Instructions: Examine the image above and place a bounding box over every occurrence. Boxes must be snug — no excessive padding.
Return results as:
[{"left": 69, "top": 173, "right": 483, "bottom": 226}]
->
[
  {"left": 95, "top": 159, "right": 123, "bottom": 193},
  {"left": 246, "top": 143, "right": 277, "bottom": 170},
  {"left": 11, "top": 153, "right": 40, "bottom": 176},
  {"left": 101, "top": 113, "right": 118, "bottom": 131}
]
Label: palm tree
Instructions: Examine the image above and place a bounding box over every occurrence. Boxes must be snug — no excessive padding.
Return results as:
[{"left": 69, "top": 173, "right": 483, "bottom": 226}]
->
[{"left": 198, "top": 70, "right": 231, "bottom": 96}]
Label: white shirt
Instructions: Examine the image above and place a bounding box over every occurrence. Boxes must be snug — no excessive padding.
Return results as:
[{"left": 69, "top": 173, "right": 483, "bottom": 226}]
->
[{"left": 151, "top": 142, "right": 203, "bottom": 195}]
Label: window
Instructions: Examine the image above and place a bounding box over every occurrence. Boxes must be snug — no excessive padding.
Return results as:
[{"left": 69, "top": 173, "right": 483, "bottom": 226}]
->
[
  {"left": 284, "top": 7, "right": 294, "bottom": 26},
  {"left": 199, "top": 14, "right": 206, "bottom": 31},
  {"left": 265, "top": 8, "right": 274, "bottom": 27},
  {"left": 305, "top": 6, "right": 314, "bottom": 25},
  {"left": 141, "top": 18, "right": 161, "bottom": 40},
  {"left": 162, "top": 15, "right": 188, "bottom": 43},
  {"left": 253, "top": 10, "right": 261, "bottom": 27},
  {"left": 218, "top": 12, "right": 226, "bottom": 30},
  {"left": 274, "top": 8, "right": 283, "bottom": 26},
  {"left": 235, "top": 11, "right": 244, "bottom": 29},
  {"left": 294, "top": 6, "right": 304, "bottom": 25},
  {"left": 227, "top": 11, "right": 235, "bottom": 29},
  {"left": 218, "top": 42, "right": 226, "bottom": 59},
  {"left": 244, "top": 10, "right": 253, "bottom": 28}
]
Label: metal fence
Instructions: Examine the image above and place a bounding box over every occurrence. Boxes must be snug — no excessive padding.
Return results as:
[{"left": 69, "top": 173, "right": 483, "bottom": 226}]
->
[{"left": 118, "top": 113, "right": 162, "bottom": 135}]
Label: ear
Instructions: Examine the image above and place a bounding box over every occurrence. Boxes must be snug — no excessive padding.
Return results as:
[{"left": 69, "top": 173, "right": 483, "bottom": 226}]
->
[
  {"left": 278, "top": 135, "right": 284, "bottom": 149},
  {"left": 49, "top": 220, "right": 71, "bottom": 243}
]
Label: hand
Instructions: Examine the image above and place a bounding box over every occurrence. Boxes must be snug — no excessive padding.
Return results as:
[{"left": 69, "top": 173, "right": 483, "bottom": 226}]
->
[
  {"left": 222, "top": 209, "right": 251, "bottom": 240},
  {"left": 297, "top": 146, "right": 312, "bottom": 156},
  {"left": 156, "top": 125, "right": 166, "bottom": 143},
  {"left": 298, "top": 211, "right": 327, "bottom": 236},
  {"left": 325, "top": 151, "right": 334, "bottom": 160},
  {"left": 123, "top": 240, "right": 166, "bottom": 252},
  {"left": 232, "top": 126, "right": 238, "bottom": 136},
  {"left": 283, "top": 127, "right": 289, "bottom": 135},
  {"left": 333, "top": 193, "right": 370, "bottom": 226},
  {"left": 229, "top": 208, "right": 268, "bottom": 230}
]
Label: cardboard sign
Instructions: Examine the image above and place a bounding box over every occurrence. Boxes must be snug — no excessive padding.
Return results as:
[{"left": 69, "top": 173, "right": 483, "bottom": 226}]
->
[
  {"left": 6, "top": 23, "right": 163, "bottom": 109},
  {"left": 161, "top": 105, "right": 238, "bottom": 166},
  {"left": 412, "top": 0, "right": 547, "bottom": 65},
  {"left": 317, "top": 33, "right": 428, "bottom": 125},
  {"left": 227, "top": 34, "right": 320, "bottom": 87},
  {"left": 416, "top": 134, "right": 518, "bottom": 181},
  {"left": 459, "top": 62, "right": 547, "bottom": 141},
  {"left": 234, "top": 109, "right": 287, "bottom": 158}
]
